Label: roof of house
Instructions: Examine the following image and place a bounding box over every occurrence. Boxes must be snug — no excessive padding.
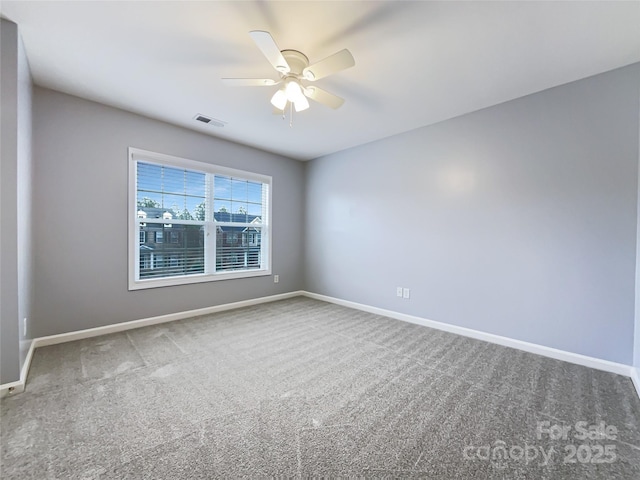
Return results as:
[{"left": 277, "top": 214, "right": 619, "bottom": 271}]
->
[
  {"left": 138, "top": 208, "right": 260, "bottom": 224},
  {"left": 213, "top": 212, "right": 260, "bottom": 223},
  {"left": 138, "top": 207, "right": 178, "bottom": 219}
]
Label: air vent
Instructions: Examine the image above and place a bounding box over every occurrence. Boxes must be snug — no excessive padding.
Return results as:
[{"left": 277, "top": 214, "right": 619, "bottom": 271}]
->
[{"left": 193, "top": 114, "right": 226, "bottom": 127}]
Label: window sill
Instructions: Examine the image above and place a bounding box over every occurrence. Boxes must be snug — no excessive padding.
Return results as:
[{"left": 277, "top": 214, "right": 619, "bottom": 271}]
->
[{"left": 128, "top": 268, "right": 272, "bottom": 291}]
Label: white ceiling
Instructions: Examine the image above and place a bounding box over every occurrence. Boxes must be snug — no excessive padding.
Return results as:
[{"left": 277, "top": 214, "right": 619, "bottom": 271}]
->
[{"left": 2, "top": 1, "right": 639, "bottom": 161}]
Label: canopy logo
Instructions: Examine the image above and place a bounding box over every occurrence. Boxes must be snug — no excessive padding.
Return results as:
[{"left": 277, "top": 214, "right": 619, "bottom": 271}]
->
[{"left": 463, "top": 420, "right": 619, "bottom": 469}]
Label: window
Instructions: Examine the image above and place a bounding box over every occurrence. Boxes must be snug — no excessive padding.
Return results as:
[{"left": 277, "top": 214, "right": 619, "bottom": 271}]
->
[
  {"left": 140, "top": 253, "right": 151, "bottom": 270},
  {"left": 242, "top": 232, "right": 259, "bottom": 246},
  {"left": 227, "top": 233, "right": 238, "bottom": 245},
  {"left": 128, "top": 148, "right": 271, "bottom": 290},
  {"left": 154, "top": 254, "right": 165, "bottom": 269}
]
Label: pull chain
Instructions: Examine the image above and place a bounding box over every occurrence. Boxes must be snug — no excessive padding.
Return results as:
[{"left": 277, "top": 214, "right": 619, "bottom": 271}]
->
[
  {"left": 279, "top": 103, "right": 295, "bottom": 128},
  {"left": 289, "top": 102, "right": 294, "bottom": 128}
]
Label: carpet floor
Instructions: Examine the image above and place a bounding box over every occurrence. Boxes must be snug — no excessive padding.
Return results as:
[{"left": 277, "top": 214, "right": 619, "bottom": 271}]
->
[{"left": 1, "top": 297, "right": 639, "bottom": 479}]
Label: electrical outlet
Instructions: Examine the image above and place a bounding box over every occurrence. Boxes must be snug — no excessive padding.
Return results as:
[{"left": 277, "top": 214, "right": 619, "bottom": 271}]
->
[
  {"left": 396, "top": 287, "right": 403, "bottom": 297},
  {"left": 403, "top": 288, "right": 410, "bottom": 299},
  {"left": 22, "top": 318, "right": 27, "bottom": 336},
  {"left": 274, "top": 275, "right": 279, "bottom": 283}
]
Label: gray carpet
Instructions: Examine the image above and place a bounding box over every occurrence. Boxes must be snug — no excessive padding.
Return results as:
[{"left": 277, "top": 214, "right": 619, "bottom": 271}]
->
[{"left": 2, "top": 297, "right": 639, "bottom": 479}]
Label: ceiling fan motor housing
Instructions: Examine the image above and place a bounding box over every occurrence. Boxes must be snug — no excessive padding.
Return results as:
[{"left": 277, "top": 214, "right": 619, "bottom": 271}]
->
[{"left": 281, "top": 50, "right": 309, "bottom": 76}]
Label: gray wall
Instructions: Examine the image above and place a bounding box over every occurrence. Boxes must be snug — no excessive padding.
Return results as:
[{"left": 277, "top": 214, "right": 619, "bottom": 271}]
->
[
  {"left": 1, "top": 18, "right": 33, "bottom": 384},
  {"left": 305, "top": 64, "right": 640, "bottom": 365},
  {"left": 32, "top": 87, "right": 305, "bottom": 338}
]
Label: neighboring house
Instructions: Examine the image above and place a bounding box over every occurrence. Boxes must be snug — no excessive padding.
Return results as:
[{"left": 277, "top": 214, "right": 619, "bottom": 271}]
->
[
  {"left": 137, "top": 207, "right": 261, "bottom": 278},
  {"left": 215, "top": 214, "right": 262, "bottom": 272}
]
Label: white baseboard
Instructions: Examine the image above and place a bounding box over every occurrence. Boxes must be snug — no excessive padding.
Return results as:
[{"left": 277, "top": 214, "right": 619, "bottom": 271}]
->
[
  {"left": 0, "top": 340, "right": 35, "bottom": 398},
  {"left": 301, "top": 291, "right": 635, "bottom": 379},
  {"left": 33, "top": 291, "right": 303, "bottom": 348},
  {"left": 631, "top": 367, "right": 640, "bottom": 400},
  {"left": 0, "top": 291, "right": 303, "bottom": 396}
]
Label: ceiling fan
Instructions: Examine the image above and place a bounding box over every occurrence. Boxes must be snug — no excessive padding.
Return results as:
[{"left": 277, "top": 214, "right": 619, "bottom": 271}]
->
[{"left": 222, "top": 31, "right": 355, "bottom": 115}]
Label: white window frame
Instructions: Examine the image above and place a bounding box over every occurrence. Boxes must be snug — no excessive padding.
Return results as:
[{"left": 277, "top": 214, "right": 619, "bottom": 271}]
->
[{"left": 128, "top": 147, "right": 272, "bottom": 290}]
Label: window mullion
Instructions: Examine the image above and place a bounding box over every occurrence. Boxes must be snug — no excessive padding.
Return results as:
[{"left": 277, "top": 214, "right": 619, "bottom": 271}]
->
[
  {"left": 206, "top": 173, "right": 215, "bottom": 274},
  {"left": 204, "top": 221, "right": 215, "bottom": 274},
  {"left": 135, "top": 217, "right": 142, "bottom": 280}
]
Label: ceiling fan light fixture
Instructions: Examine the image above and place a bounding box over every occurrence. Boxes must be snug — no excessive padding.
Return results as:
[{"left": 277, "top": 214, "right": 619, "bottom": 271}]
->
[
  {"left": 294, "top": 95, "right": 310, "bottom": 112},
  {"left": 285, "top": 79, "right": 306, "bottom": 103},
  {"left": 270, "top": 89, "right": 287, "bottom": 110}
]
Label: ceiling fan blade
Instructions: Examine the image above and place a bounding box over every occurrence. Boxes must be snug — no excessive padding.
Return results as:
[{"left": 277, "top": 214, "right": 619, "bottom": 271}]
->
[
  {"left": 303, "top": 86, "right": 345, "bottom": 109},
  {"left": 303, "top": 49, "right": 355, "bottom": 81},
  {"left": 249, "top": 30, "right": 290, "bottom": 74},
  {"left": 221, "top": 78, "right": 279, "bottom": 86}
]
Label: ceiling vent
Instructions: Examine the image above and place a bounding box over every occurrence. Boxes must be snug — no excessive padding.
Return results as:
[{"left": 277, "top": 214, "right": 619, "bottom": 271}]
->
[{"left": 193, "top": 114, "right": 226, "bottom": 127}]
